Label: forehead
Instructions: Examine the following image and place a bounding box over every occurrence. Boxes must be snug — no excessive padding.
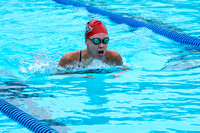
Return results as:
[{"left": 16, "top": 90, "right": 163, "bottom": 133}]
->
[{"left": 90, "top": 33, "right": 108, "bottom": 39}]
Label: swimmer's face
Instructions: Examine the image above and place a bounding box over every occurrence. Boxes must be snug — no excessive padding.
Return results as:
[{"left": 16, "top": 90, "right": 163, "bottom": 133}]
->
[{"left": 85, "top": 33, "right": 108, "bottom": 59}]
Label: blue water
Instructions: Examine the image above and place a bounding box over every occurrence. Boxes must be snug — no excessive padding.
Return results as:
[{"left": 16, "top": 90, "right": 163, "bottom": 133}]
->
[{"left": 0, "top": 0, "right": 200, "bottom": 133}]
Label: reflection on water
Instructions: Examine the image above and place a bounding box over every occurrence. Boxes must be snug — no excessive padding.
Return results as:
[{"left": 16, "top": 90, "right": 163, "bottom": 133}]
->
[{"left": 161, "top": 49, "right": 200, "bottom": 70}]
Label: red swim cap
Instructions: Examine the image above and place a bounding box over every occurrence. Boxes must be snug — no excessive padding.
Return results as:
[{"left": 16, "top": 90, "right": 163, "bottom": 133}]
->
[{"left": 85, "top": 20, "right": 108, "bottom": 38}]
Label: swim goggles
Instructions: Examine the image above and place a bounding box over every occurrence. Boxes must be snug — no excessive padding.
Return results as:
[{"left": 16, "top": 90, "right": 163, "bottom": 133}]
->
[{"left": 87, "top": 36, "right": 109, "bottom": 45}]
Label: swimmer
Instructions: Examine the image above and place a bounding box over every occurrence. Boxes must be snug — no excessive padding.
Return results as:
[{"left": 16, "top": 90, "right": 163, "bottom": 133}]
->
[
  {"left": 58, "top": 20, "right": 129, "bottom": 78},
  {"left": 59, "top": 20, "right": 122, "bottom": 67}
]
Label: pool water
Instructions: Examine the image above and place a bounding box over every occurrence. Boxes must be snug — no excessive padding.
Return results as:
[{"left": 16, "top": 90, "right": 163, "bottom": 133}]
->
[{"left": 0, "top": 0, "right": 200, "bottom": 133}]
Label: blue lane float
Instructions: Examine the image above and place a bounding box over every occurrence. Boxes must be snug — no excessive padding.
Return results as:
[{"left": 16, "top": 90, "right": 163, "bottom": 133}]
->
[
  {"left": 0, "top": 99, "right": 58, "bottom": 133},
  {"left": 53, "top": 0, "right": 200, "bottom": 48}
]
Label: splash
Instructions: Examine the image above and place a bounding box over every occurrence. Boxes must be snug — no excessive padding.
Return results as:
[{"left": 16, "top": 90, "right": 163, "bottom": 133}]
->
[
  {"left": 56, "top": 59, "right": 125, "bottom": 74},
  {"left": 20, "top": 56, "right": 126, "bottom": 78}
]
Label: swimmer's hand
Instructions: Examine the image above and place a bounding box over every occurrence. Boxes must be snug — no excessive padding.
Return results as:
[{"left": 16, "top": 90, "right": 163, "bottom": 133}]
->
[
  {"left": 109, "top": 67, "right": 131, "bottom": 79},
  {"left": 109, "top": 73, "right": 119, "bottom": 79}
]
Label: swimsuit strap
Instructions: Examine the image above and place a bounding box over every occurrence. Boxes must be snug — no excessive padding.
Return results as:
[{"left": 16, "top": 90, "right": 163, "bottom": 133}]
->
[{"left": 79, "top": 50, "right": 82, "bottom": 62}]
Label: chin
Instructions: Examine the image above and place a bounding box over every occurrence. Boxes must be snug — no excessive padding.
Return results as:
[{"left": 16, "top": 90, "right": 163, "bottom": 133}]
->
[{"left": 96, "top": 55, "right": 105, "bottom": 60}]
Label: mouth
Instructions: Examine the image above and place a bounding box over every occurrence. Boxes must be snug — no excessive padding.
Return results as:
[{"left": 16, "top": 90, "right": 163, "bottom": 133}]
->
[{"left": 98, "top": 50, "right": 104, "bottom": 56}]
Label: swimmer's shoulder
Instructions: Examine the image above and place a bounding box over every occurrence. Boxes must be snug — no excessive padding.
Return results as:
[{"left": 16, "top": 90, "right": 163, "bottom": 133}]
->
[
  {"left": 106, "top": 49, "right": 123, "bottom": 65},
  {"left": 58, "top": 50, "right": 81, "bottom": 67}
]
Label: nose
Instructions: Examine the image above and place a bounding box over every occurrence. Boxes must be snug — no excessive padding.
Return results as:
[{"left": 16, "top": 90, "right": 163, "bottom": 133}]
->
[{"left": 98, "top": 43, "right": 104, "bottom": 49}]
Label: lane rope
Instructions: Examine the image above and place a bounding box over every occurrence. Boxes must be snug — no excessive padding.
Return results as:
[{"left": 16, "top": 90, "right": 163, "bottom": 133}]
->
[{"left": 0, "top": 99, "right": 58, "bottom": 133}]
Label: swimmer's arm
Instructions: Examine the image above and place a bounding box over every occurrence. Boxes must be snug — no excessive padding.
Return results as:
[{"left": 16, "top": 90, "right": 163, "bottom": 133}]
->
[
  {"left": 109, "top": 67, "right": 131, "bottom": 79},
  {"left": 56, "top": 73, "right": 93, "bottom": 78},
  {"left": 56, "top": 68, "right": 93, "bottom": 79}
]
